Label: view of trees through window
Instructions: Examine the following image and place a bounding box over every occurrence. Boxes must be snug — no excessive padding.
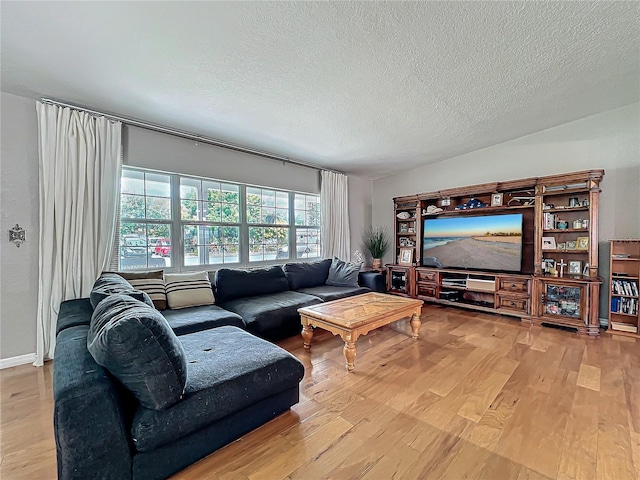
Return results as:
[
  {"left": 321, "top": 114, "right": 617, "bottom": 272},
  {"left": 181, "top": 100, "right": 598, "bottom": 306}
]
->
[{"left": 118, "top": 168, "right": 321, "bottom": 270}]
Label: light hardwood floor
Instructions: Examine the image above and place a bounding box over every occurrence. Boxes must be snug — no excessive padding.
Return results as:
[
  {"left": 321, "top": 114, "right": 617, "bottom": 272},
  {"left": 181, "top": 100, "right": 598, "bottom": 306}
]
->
[{"left": 2, "top": 306, "right": 640, "bottom": 479}]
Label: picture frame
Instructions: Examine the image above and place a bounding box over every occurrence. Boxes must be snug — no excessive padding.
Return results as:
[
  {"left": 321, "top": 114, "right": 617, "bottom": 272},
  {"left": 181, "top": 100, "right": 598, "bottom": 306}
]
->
[
  {"left": 399, "top": 247, "right": 414, "bottom": 265},
  {"left": 399, "top": 237, "right": 408, "bottom": 247},
  {"left": 543, "top": 258, "right": 556, "bottom": 273},
  {"left": 491, "top": 193, "right": 503, "bottom": 206},
  {"left": 566, "top": 240, "right": 577, "bottom": 250},
  {"left": 399, "top": 223, "right": 408, "bottom": 233},
  {"left": 541, "top": 237, "right": 556, "bottom": 250},
  {"left": 583, "top": 263, "right": 589, "bottom": 276},
  {"left": 557, "top": 242, "right": 566, "bottom": 251},
  {"left": 576, "top": 236, "right": 589, "bottom": 250},
  {"left": 569, "top": 260, "right": 582, "bottom": 275}
]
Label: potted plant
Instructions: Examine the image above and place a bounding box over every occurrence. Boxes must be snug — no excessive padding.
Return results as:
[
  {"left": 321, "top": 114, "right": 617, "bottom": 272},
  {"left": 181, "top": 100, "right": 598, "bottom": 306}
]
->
[{"left": 363, "top": 226, "right": 389, "bottom": 269}]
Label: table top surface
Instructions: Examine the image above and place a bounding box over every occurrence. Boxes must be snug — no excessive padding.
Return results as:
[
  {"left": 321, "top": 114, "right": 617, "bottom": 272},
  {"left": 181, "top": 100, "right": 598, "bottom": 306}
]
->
[{"left": 298, "top": 292, "right": 423, "bottom": 328}]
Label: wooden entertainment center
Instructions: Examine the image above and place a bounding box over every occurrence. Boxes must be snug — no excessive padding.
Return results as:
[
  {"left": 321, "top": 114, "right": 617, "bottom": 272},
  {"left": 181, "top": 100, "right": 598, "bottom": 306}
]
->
[{"left": 387, "top": 169, "right": 604, "bottom": 335}]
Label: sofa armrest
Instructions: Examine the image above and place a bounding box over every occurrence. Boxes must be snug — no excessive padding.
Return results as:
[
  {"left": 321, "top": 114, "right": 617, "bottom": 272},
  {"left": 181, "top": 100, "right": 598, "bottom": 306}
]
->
[
  {"left": 358, "top": 271, "right": 386, "bottom": 293},
  {"left": 54, "top": 326, "right": 132, "bottom": 480}
]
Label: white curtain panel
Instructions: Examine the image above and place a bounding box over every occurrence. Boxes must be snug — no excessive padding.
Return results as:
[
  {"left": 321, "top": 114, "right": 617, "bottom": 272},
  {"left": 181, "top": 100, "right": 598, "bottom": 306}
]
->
[
  {"left": 320, "top": 170, "right": 351, "bottom": 260},
  {"left": 35, "top": 102, "right": 122, "bottom": 366}
]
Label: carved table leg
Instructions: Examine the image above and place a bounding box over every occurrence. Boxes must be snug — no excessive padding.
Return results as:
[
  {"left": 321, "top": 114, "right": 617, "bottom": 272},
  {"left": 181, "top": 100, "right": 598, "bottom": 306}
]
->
[
  {"left": 410, "top": 311, "right": 421, "bottom": 339},
  {"left": 343, "top": 338, "right": 357, "bottom": 372},
  {"left": 301, "top": 324, "right": 314, "bottom": 349}
]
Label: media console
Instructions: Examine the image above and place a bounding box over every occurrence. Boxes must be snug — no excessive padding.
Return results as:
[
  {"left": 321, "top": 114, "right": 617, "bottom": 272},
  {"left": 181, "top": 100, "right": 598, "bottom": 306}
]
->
[
  {"left": 388, "top": 169, "right": 604, "bottom": 335},
  {"left": 415, "top": 268, "right": 531, "bottom": 319}
]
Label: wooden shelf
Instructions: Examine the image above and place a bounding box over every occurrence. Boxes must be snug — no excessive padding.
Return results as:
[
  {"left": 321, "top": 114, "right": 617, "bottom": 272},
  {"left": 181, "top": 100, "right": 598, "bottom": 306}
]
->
[
  {"left": 391, "top": 169, "right": 604, "bottom": 336},
  {"left": 608, "top": 240, "right": 640, "bottom": 338}
]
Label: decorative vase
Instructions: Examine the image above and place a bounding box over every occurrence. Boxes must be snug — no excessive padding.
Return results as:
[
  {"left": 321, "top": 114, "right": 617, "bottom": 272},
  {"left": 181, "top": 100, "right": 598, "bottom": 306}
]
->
[{"left": 372, "top": 258, "right": 382, "bottom": 269}]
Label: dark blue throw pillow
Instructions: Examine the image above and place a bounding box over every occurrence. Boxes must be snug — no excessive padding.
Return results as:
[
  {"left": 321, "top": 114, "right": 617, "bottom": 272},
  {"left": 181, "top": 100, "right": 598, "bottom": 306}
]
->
[
  {"left": 326, "top": 257, "right": 362, "bottom": 287},
  {"left": 87, "top": 294, "right": 187, "bottom": 410},
  {"left": 90, "top": 273, "right": 153, "bottom": 310}
]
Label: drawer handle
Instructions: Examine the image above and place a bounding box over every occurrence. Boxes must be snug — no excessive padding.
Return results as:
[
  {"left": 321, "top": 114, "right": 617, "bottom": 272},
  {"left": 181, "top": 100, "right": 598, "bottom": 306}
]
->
[
  {"left": 509, "top": 301, "right": 515, "bottom": 307},
  {"left": 510, "top": 283, "right": 516, "bottom": 289}
]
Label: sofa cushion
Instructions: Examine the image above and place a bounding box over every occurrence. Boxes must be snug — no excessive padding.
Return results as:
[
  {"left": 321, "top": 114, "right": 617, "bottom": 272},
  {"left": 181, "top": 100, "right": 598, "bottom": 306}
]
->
[
  {"left": 130, "top": 326, "right": 304, "bottom": 452},
  {"left": 296, "top": 285, "right": 371, "bottom": 302},
  {"left": 218, "top": 291, "right": 322, "bottom": 338},
  {"left": 56, "top": 298, "right": 94, "bottom": 335},
  {"left": 326, "top": 257, "right": 362, "bottom": 287},
  {"left": 117, "top": 270, "right": 167, "bottom": 310},
  {"left": 90, "top": 273, "right": 153, "bottom": 310},
  {"left": 161, "top": 305, "right": 245, "bottom": 336},
  {"left": 164, "top": 271, "right": 215, "bottom": 309},
  {"left": 214, "top": 266, "right": 290, "bottom": 303},
  {"left": 87, "top": 295, "right": 187, "bottom": 410},
  {"left": 282, "top": 259, "right": 332, "bottom": 290}
]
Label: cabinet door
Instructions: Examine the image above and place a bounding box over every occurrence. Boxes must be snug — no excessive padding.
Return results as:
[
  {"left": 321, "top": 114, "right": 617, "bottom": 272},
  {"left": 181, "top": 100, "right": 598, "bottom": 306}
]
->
[{"left": 541, "top": 282, "right": 586, "bottom": 322}]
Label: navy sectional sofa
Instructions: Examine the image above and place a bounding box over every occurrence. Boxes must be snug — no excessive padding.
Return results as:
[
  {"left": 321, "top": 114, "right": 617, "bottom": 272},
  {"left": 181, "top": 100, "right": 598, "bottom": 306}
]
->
[{"left": 53, "top": 259, "right": 382, "bottom": 480}]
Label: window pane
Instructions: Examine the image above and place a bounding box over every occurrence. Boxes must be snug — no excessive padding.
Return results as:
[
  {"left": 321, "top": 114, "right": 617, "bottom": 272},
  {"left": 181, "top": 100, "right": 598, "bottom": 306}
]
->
[
  {"left": 205, "top": 202, "right": 221, "bottom": 222},
  {"left": 119, "top": 223, "right": 171, "bottom": 270},
  {"left": 122, "top": 170, "right": 144, "bottom": 195},
  {"left": 249, "top": 227, "right": 289, "bottom": 262},
  {"left": 180, "top": 178, "right": 200, "bottom": 200},
  {"left": 247, "top": 187, "right": 261, "bottom": 204},
  {"left": 181, "top": 199, "right": 199, "bottom": 220},
  {"left": 184, "top": 225, "right": 240, "bottom": 266},
  {"left": 221, "top": 203, "right": 239, "bottom": 223},
  {"left": 247, "top": 205, "right": 261, "bottom": 223},
  {"left": 262, "top": 208, "right": 276, "bottom": 224},
  {"left": 262, "top": 190, "right": 275, "bottom": 207},
  {"left": 276, "top": 207, "right": 289, "bottom": 224},
  {"left": 295, "top": 210, "right": 305, "bottom": 226},
  {"left": 296, "top": 227, "right": 320, "bottom": 259},
  {"left": 146, "top": 197, "right": 171, "bottom": 220},
  {"left": 276, "top": 192, "right": 288, "bottom": 208},
  {"left": 294, "top": 195, "right": 305, "bottom": 210},
  {"left": 121, "top": 194, "right": 146, "bottom": 219},
  {"left": 221, "top": 183, "right": 239, "bottom": 203},
  {"left": 145, "top": 173, "right": 171, "bottom": 197}
]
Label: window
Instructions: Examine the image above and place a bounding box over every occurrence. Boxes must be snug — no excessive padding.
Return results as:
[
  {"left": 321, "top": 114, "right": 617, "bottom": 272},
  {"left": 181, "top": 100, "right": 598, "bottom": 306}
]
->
[
  {"left": 117, "top": 167, "right": 320, "bottom": 270},
  {"left": 294, "top": 194, "right": 321, "bottom": 259},
  {"left": 180, "top": 178, "right": 240, "bottom": 266},
  {"left": 247, "top": 187, "right": 290, "bottom": 262},
  {"left": 119, "top": 170, "right": 172, "bottom": 270}
]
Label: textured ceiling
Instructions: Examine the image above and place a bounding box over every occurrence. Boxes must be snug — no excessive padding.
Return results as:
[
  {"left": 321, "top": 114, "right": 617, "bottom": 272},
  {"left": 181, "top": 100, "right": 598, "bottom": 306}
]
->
[{"left": 2, "top": 1, "right": 638, "bottom": 179}]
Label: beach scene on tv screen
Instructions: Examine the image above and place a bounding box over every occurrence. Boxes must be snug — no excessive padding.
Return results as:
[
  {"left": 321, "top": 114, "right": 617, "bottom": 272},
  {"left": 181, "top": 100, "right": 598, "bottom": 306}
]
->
[{"left": 423, "top": 214, "right": 523, "bottom": 271}]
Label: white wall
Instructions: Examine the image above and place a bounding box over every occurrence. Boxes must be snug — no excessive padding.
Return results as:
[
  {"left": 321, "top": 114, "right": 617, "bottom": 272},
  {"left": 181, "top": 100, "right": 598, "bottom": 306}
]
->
[
  {"left": 373, "top": 103, "right": 640, "bottom": 318},
  {"left": 0, "top": 92, "right": 40, "bottom": 359},
  {"left": 0, "top": 92, "right": 373, "bottom": 360}
]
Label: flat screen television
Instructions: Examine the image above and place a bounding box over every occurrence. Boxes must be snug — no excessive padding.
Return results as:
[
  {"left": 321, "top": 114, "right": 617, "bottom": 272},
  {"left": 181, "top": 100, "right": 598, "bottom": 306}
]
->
[{"left": 422, "top": 213, "right": 523, "bottom": 272}]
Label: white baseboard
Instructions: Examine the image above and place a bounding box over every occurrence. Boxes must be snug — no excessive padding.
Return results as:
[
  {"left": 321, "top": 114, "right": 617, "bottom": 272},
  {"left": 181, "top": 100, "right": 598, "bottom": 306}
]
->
[{"left": 0, "top": 353, "right": 36, "bottom": 369}]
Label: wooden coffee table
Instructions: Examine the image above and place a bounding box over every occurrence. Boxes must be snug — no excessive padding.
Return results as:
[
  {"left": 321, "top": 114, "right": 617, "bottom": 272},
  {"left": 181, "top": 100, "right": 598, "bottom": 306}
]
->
[{"left": 298, "top": 292, "right": 423, "bottom": 372}]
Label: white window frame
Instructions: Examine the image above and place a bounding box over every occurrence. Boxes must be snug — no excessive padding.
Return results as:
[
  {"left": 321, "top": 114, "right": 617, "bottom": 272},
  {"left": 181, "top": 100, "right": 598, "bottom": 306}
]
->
[{"left": 117, "top": 167, "right": 321, "bottom": 271}]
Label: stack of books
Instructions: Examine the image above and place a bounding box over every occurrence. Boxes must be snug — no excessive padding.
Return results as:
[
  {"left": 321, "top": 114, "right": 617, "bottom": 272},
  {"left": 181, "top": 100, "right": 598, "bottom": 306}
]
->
[{"left": 611, "top": 297, "right": 638, "bottom": 316}]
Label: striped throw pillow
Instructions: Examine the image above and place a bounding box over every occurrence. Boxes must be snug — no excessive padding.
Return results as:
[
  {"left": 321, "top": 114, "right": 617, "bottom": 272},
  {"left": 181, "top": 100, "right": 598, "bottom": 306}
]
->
[
  {"left": 118, "top": 270, "right": 167, "bottom": 310},
  {"left": 164, "top": 271, "right": 215, "bottom": 309}
]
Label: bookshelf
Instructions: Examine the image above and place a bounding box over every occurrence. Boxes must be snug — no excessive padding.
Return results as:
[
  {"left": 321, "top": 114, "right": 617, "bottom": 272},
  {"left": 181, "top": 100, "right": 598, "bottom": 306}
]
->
[{"left": 608, "top": 239, "right": 640, "bottom": 336}]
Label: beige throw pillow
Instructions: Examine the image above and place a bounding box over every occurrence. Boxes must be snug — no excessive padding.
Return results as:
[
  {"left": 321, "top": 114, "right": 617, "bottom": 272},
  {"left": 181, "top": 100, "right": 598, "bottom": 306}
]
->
[
  {"left": 118, "top": 270, "right": 167, "bottom": 310},
  {"left": 164, "top": 271, "right": 215, "bottom": 309}
]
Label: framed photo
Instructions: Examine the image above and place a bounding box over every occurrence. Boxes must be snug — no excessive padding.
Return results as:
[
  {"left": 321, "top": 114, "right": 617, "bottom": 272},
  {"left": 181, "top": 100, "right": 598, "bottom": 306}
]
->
[
  {"left": 542, "top": 237, "right": 556, "bottom": 250},
  {"left": 491, "top": 193, "right": 503, "bottom": 206},
  {"left": 569, "top": 260, "right": 582, "bottom": 275},
  {"left": 557, "top": 242, "right": 566, "bottom": 251},
  {"left": 399, "top": 223, "right": 408, "bottom": 233},
  {"left": 543, "top": 258, "right": 556, "bottom": 273},
  {"left": 566, "top": 240, "right": 577, "bottom": 250},
  {"left": 583, "top": 263, "right": 589, "bottom": 275},
  {"left": 576, "top": 236, "right": 589, "bottom": 250},
  {"left": 399, "top": 247, "right": 414, "bottom": 265}
]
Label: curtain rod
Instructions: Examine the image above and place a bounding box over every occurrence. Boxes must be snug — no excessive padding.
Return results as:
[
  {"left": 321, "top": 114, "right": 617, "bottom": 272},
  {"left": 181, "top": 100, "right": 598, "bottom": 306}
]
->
[{"left": 39, "top": 97, "right": 344, "bottom": 175}]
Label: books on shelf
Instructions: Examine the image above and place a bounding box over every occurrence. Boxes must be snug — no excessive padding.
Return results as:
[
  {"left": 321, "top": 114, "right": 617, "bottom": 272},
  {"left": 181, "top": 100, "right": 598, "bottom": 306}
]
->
[
  {"left": 611, "top": 279, "right": 639, "bottom": 296},
  {"left": 610, "top": 321, "right": 638, "bottom": 333},
  {"left": 611, "top": 296, "right": 638, "bottom": 315},
  {"left": 612, "top": 253, "right": 631, "bottom": 259}
]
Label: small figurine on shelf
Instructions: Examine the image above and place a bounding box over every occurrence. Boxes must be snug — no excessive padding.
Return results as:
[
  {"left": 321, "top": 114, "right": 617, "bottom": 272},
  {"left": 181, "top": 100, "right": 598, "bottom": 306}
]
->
[{"left": 557, "top": 258, "right": 567, "bottom": 277}]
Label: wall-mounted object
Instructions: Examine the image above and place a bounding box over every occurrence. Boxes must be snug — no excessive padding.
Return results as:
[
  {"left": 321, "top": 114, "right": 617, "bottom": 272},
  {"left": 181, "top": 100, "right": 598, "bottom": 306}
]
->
[{"left": 8, "top": 224, "right": 26, "bottom": 247}]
